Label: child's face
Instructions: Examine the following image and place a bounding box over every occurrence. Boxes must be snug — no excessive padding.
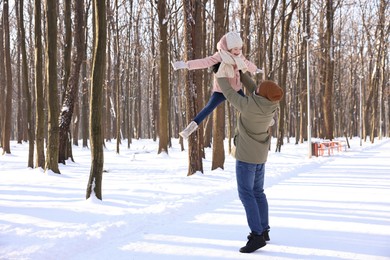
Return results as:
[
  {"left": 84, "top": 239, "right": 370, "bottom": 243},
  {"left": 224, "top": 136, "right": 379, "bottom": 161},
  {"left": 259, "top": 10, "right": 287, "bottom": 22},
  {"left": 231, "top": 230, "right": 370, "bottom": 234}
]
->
[{"left": 229, "top": 47, "right": 242, "bottom": 56}]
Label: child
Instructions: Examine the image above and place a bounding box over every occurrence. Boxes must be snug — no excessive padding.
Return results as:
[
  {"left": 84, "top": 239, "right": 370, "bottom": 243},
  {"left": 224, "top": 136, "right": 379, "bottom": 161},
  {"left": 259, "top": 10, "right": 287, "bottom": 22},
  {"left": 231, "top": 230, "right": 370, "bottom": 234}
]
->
[{"left": 172, "top": 31, "right": 263, "bottom": 139}]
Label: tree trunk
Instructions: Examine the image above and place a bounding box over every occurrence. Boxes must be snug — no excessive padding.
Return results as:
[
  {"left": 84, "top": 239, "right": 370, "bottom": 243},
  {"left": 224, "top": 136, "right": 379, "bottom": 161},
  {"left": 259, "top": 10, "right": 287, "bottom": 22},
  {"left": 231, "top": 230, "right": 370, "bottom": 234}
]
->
[
  {"left": 45, "top": 0, "right": 60, "bottom": 173},
  {"left": 183, "top": 0, "right": 203, "bottom": 176},
  {"left": 2, "top": 1, "right": 13, "bottom": 155},
  {"left": 241, "top": 0, "right": 251, "bottom": 58},
  {"left": 0, "top": 16, "right": 5, "bottom": 149},
  {"left": 16, "top": 24, "right": 24, "bottom": 144},
  {"left": 34, "top": 0, "right": 45, "bottom": 168},
  {"left": 86, "top": 0, "right": 106, "bottom": 200},
  {"left": 193, "top": 0, "right": 205, "bottom": 160},
  {"left": 133, "top": 11, "right": 142, "bottom": 139},
  {"left": 157, "top": 0, "right": 169, "bottom": 154},
  {"left": 19, "top": 0, "right": 35, "bottom": 167},
  {"left": 322, "top": 0, "right": 335, "bottom": 140},
  {"left": 275, "top": 0, "right": 297, "bottom": 152},
  {"left": 62, "top": 0, "right": 72, "bottom": 102},
  {"left": 81, "top": 1, "right": 91, "bottom": 148},
  {"left": 299, "top": 0, "right": 311, "bottom": 143},
  {"left": 150, "top": 3, "right": 158, "bottom": 142},
  {"left": 267, "top": 0, "right": 279, "bottom": 80},
  {"left": 114, "top": 0, "right": 121, "bottom": 153},
  {"left": 58, "top": 0, "right": 85, "bottom": 163},
  {"left": 124, "top": 3, "right": 133, "bottom": 148},
  {"left": 211, "top": 0, "right": 226, "bottom": 170},
  {"left": 367, "top": 0, "right": 387, "bottom": 143},
  {"left": 105, "top": 6, "right": 112, "bottom": 142}
]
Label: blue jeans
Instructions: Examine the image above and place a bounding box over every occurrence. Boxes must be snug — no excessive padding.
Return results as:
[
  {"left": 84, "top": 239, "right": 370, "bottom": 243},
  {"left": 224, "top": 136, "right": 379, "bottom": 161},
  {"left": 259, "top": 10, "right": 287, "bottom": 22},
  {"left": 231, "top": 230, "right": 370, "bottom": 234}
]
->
[
  {"left": 193, "top": 90, "right": 245, "bottom": 124},
  {"left": 236, "top": 160, "right": 269, "bottom": 235}
]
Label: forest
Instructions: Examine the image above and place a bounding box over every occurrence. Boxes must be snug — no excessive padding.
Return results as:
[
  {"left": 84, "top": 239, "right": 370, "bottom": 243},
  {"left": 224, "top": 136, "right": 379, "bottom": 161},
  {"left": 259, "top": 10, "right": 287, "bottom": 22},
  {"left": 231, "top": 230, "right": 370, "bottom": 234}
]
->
[{"left": 0, "top": 0, "right": 389, "bottom": 186}]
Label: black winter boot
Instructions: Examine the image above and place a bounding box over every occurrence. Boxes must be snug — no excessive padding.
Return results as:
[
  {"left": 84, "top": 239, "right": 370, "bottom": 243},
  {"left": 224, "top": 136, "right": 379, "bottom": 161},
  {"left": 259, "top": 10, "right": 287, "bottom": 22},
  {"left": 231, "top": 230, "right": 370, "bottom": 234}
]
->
[
  {"left": 239, "top": 233, "right": 266, "bottom": 253},
  {"left": 262, "top": 230, "right": 270, "bottom": 241},
  {"left": 247, "top": 230, "right": 270, "bottom": 242}
]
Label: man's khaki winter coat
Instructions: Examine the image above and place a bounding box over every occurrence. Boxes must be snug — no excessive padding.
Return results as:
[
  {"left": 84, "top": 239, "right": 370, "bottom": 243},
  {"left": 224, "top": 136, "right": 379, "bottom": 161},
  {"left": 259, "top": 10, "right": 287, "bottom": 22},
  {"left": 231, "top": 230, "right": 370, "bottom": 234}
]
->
[{"left": 217, "top": 73, "right": 279, "bottom": 164}]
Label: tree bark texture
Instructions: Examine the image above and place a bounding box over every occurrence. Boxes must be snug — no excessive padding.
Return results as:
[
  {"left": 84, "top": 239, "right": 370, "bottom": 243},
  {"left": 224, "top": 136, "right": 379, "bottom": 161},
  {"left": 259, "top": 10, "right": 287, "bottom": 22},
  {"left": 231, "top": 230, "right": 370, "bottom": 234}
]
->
[
  {"left": 86, "top": 0, "right": 106, "bottom": 200},
  {"left": 45, "top": 0, "right": 60, "bottom": 173},
  {"left": 211, "top": 0, "right": 226, "bottom": 170},
  {"left": 58, "top": 0, "right": 85, "bottom": 164},
  {"left": 34, "top": 0, "right": 45, "bottom": 168},
  {"left": 183, "top": 0, "right": 203, "bottom": 175},
  {"left": 19, "top": 0, "right": 35, "bottom": 167},
  {"left": 2, "top": 1, "right": 13, "bottom": 154},
  {"left": 157, "top": 0, "right": 169, "bottom": 154}
]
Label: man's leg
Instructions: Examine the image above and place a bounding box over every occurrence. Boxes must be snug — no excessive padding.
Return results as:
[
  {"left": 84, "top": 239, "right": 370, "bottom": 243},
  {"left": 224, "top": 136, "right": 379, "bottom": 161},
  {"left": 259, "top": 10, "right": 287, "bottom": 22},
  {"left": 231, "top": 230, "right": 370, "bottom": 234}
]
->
[
  {"left": 236, "top": 160, "right": 262, "bottom": 235},
  {"left": 253, "top": 163, "right": 270, "bottom": 235}
]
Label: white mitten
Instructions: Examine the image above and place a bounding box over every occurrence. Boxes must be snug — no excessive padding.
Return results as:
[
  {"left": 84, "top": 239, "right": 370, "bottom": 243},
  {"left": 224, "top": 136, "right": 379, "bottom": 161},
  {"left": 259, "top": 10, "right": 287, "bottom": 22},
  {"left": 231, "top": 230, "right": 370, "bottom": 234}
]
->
[
  {"left": 255, "top": 68, "right": 264, "bottom": 74},
  {"left": 172, "top": 61, "right": 188, "bottom": 70}
]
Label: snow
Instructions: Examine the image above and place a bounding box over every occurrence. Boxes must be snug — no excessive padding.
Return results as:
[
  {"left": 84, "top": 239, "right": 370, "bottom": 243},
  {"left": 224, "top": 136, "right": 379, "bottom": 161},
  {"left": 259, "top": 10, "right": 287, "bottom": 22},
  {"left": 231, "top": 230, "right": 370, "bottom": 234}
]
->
[{"left": 1, "top": 137, "right": 389, "bottom": 260}]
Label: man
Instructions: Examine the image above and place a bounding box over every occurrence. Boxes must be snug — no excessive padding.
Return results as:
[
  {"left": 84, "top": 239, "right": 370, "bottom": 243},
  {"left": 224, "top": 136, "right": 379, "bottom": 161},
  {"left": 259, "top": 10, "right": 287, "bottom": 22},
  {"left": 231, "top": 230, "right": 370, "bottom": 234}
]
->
[{"left": 217, "top": 72, "right": 283, "bottom": 253}]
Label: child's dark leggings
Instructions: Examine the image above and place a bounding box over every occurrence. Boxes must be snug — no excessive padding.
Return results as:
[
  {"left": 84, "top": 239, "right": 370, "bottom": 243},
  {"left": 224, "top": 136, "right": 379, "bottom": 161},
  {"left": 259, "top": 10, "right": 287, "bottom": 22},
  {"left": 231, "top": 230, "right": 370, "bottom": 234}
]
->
[{"left": 193, "top": 89, "right": 245, "bottom": 124}]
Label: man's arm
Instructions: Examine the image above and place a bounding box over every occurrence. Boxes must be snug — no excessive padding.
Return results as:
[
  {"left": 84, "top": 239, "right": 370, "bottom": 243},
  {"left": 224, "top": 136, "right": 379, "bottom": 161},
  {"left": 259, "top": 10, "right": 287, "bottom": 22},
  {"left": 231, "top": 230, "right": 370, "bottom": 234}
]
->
[
  {"left": 216, "top": 77, "right": 247, "bottom": 113},
  {"left": 239, "top": 71, "right": 257, "bottom": 93}
]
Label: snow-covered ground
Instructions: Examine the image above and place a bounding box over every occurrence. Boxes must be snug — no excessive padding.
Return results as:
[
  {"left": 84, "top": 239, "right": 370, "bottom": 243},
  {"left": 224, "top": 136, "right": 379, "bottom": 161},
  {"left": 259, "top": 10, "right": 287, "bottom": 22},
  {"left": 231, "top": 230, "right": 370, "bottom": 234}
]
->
[{"left": 1, "top": 137, "right": 389, "bottom": 260}]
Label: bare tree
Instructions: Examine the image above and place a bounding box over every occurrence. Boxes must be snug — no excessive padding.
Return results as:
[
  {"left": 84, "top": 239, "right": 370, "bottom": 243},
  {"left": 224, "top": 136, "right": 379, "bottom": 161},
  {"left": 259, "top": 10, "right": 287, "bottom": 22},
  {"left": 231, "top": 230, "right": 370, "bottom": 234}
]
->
[
  {"left": 364, "top": 0, "right": 388, "bottom": 143},
  {"left": 241, "top": 0, "right": 251, "bottom": 57},
  {"left": 192, "top": 0, "right": 205, "bottom": 160},
  {"left": 322, "top": 0, "right": 336, "bottom": 140},
  {"left": 132, "top": 4, "right": 142, "bottom": 139},
  {"left": 18, "top": 0, "right": 35, "bottom": 167},
  {"left": 34, "top": 0, "right": 45, "bottom": 168},
  {"left": 62, "top": 0, "right": 72, "bottom": 100},
  {"left": 211, "top": 0, "right": 226, "bottom": 170},
  {"left": 267, "top": 0, "right": 279, "bottom": 80},
  {"left": 81, "top": 1, "right": 91, "bottom": 148},
  {"left": 2, "top": 0, "right": 13, "bottom": 154},
  {"left": 114, "top": 0, "right": 121, "bottom": 154},
  {"left": 182, "top": 0, "right": 203, "bottom": 175},
  {"left": 45, "top": 0, "right": 60, "bottom": 173},
  {"left": 157, "top": 0, "right": 169, "bottom": 154},
  {"left": 149, "top": 1, "right": 158, "bottom": 142},
  {"left": 104, "top": 0, "right": 112, "bottom": 142},
  {"left": 86, "top": 0, "right": 106, "bottom": 200},
  {"left": 275, "top": 0, "right": 297, "bottom": 152},
  {"left": 299, "top": 0, "right": 311, "bottom": 144},
  {"left": 0, "top": 15, "right": 5, "bottom": 149},
  {"left": 58, "top": 0, "right": 85, "bottom": 163}
]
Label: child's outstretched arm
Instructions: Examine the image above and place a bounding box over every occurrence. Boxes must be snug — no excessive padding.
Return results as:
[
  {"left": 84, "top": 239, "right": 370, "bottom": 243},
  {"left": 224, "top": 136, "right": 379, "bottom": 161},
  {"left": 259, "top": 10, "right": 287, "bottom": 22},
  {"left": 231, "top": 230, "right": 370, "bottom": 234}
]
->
[
  {"left": 187, "top": 53, "right": 221, "bottom": 70},
  {"left": 242, "top": 56, "right": 263, "bottom": 74},
  {"left": 172, "top": 52, "right": 221, "bottom": 71}
]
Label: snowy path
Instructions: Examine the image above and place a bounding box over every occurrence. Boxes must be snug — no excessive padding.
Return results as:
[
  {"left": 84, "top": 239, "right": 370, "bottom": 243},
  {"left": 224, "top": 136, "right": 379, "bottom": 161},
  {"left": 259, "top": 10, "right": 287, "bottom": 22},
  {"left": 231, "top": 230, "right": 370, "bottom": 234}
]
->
[
  {"left": 97, "top": 140, "right": 390, "bottom": 260},
  {"left": 264, "top": 140, "right": 390, "bottom": 260}
]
